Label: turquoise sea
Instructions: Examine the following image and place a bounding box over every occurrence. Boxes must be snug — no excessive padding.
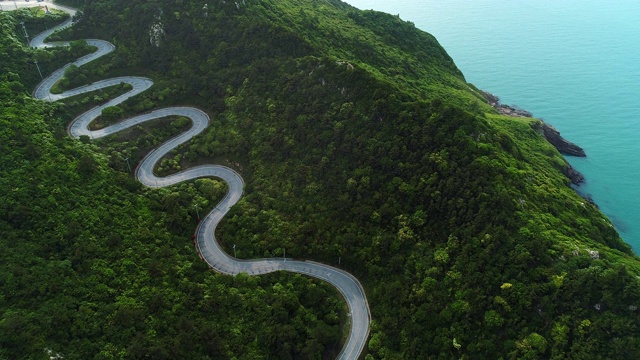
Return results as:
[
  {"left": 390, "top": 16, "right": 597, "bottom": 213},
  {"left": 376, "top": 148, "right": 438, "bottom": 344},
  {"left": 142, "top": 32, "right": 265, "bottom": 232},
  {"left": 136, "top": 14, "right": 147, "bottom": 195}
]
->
[{"left": 345, "top": 0, "right": 640, "bottom": 252}]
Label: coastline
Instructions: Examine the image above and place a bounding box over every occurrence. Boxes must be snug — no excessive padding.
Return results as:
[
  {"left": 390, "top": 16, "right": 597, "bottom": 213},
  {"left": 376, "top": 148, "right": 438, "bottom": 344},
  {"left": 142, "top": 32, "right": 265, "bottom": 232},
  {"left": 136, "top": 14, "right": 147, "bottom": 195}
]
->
[{"left": 482, "top": 91, "right": 587, "bottom": 186}]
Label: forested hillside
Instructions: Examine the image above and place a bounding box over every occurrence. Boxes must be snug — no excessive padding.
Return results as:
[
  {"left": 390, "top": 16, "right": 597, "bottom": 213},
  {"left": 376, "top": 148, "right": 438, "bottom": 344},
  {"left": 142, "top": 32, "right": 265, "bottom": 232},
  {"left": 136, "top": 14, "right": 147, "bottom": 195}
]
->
[
  {"left": 3, "top": 0, "right": 640, "bottom": 359},
  {"left": 1, "top": 7, "right": 346, "bottom": 360}
]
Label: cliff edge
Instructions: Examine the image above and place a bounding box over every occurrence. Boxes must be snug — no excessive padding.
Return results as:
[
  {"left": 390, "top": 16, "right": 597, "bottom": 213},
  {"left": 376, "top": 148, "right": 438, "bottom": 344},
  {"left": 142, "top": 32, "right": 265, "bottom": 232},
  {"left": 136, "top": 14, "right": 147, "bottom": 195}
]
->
[{"left": 482, "top": 91, "right": 586, "bottom": 184}]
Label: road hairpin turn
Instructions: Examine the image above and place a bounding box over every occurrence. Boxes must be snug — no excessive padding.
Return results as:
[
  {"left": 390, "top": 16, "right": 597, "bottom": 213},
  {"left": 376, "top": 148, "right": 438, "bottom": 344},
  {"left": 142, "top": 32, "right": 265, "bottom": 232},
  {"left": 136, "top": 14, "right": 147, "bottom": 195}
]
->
[{"left": 27, "top": 2, "right": 370, "bottom": 359}]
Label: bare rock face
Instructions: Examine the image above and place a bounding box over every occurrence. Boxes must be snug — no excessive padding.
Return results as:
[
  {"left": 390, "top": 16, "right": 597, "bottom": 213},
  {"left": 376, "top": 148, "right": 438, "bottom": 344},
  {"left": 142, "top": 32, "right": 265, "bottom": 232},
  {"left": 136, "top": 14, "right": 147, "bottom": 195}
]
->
[
  {"left": 538, "top": 123, "right": 586, "bottom": 157},
  {"left": 562, "top": 162, "right": 585, "bottom": 185},
  {"left": 483, "top": 91, "right": 500, "bottom": 106},
  {"left": 149, "top": 22, "right": 165, "bottom": 47},
  {"left": 149, "top": 9, "right": 165, "bottom": 48},
  {"left": 497, "top": 104, "right": 533, "bottom": 118},
  {"left": 481, "top": 91, "right": 532, "bottom": 118}
]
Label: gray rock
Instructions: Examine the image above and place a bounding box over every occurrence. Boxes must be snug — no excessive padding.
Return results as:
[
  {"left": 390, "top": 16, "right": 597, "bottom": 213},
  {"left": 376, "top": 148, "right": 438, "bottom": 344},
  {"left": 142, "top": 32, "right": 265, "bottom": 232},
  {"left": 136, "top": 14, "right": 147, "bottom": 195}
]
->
[
  {"left": 538, "top": 123, "right": 586, "bottom": 157},
  {"left": 563, "top": 163, "right": 585, "bottom": 185},
  {"left": 481, "top": 91, "right": 587, "bottom": 185}
]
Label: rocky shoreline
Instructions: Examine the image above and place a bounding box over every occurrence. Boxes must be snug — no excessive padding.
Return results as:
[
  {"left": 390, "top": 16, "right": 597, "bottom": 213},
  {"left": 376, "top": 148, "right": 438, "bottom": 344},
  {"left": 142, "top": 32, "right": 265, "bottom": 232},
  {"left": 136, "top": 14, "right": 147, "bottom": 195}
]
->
[{"left": 482, "top": 91, "right": 586, "bottom": 185}]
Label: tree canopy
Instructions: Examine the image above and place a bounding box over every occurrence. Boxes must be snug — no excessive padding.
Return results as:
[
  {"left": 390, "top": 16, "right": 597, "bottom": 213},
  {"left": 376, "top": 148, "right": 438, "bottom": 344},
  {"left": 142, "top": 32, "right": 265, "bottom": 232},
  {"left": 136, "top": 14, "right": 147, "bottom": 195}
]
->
[{"left": 2, "top": 0, "right": 640, "bottom": 358}]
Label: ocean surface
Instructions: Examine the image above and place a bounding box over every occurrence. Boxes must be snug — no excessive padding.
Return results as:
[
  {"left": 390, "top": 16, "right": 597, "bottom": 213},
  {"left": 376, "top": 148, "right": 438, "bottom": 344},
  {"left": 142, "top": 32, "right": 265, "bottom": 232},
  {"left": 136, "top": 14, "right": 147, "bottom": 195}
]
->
[{"left": 344, "top": 0, "right": 640, "bottom": 252}]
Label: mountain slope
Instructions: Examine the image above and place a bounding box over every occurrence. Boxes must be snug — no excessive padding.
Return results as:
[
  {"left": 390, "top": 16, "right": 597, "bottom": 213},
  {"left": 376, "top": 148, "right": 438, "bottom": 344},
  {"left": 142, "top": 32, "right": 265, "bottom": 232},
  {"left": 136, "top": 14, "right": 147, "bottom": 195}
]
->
[
  {"left": 8, "top": 0, "right": 640, "bottom": 358},
  {"left": 0, "top": 7, "right": 347, "bottom": 360}
]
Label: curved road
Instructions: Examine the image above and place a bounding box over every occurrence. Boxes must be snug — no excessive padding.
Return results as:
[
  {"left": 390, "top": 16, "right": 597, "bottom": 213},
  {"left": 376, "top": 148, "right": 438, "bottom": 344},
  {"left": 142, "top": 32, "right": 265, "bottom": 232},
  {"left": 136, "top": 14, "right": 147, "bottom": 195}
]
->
[{"left": 23, "top": 2, "right": 370, "bottom": 358}]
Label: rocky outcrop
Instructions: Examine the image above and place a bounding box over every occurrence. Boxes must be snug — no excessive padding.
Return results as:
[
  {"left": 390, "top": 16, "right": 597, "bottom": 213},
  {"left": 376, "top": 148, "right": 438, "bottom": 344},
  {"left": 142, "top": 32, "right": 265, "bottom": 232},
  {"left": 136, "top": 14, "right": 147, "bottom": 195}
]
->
[
  {"left": 562, "top": 162, "right": 585, "bottom": 185},
  {"left": 537, "top": 123, "right": 586, "bottom": 157},
  {"left": 482, "top": 91, "right": 586, "bottom": 157},
  {"left": 497, "top": 104, "right": 533, "bottom": 118},
  {"left": 482, "top": 91, "right": 586, "bottom": 185},
  {"left": 539, "top": 126, "right": 587, "bottom": 185},
  {"left": 482, "top": 91, "right": 532, "bottom": 118}
]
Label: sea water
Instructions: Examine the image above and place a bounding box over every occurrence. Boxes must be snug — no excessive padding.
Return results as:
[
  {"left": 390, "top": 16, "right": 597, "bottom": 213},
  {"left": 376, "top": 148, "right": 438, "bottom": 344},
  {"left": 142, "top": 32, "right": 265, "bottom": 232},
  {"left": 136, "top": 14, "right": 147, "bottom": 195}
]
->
[{"left": 344, "top": 0, "right": 640, "bottom": 252}]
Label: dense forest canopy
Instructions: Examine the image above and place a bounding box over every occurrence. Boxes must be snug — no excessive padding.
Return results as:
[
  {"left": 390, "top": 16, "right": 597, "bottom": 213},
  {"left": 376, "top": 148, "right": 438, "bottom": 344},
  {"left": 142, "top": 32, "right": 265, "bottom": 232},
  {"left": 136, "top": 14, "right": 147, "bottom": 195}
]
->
[
  {"left": 2, "top": 0, "right": 640, "bottom": 359},
  {"left": 1, "top": 6, "right": 346, "bottom": 360}
]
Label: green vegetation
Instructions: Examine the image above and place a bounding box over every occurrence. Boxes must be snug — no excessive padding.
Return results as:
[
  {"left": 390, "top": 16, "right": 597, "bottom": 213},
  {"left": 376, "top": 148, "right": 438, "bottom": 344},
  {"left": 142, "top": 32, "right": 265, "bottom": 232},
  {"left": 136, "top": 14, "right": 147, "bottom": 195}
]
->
[
  {"left": 2, "top": 0, "right": 640, "bottom": 359},
  {"left": 1, "top": 8, "right": 345, "bottom": 360}
]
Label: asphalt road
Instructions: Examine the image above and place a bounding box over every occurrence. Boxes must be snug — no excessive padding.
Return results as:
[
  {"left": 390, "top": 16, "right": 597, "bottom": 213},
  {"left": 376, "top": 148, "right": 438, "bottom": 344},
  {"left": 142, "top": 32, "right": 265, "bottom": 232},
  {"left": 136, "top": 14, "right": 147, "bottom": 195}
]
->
[{"left": 27, "top": 2, "right": 371, "bottom": 358}]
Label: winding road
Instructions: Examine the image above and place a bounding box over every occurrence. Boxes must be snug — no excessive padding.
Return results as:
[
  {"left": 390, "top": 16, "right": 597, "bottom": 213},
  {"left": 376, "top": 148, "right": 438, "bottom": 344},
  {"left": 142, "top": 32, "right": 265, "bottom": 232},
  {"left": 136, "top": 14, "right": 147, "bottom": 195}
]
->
[{"left": 20, "top": 1, "right": 370, "bottom": 358}]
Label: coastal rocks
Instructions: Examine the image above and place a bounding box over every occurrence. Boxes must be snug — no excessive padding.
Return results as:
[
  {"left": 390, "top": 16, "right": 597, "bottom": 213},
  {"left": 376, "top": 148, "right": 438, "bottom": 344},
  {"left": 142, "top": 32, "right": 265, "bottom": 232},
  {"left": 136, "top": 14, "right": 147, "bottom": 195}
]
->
[
  {"left": 482, "top": 91, "right": 532, "bottom": 118},
  {"left": 563, "top": 164, "right": 585, "bottom": 186},
  {"left": 482, "top": 91, "right": 586, "bottom": 157},
  {"left": 537, "top": 123, "right": 586, "bottom": 157},
  {"left": 482, "top": 91, "right": 586, "bottom": 185},
  {"left": 534, "top": 123, "right": 586, "bottom": 185},
  {"left": 496, "top": 104, "right": 532, "bottom": 118}
]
